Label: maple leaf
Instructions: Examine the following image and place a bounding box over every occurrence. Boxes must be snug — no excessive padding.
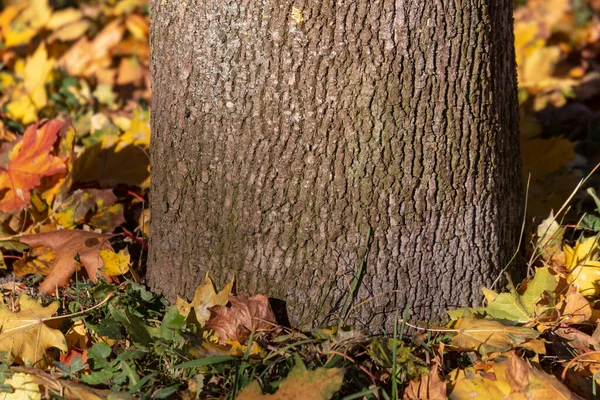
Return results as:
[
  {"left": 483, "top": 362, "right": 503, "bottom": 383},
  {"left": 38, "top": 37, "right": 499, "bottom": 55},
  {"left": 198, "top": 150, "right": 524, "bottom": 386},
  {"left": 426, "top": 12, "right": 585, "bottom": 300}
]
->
[
  {"left": 0, "top": 294, "right": 67, "bottom": 367},
  {"left": 237, "top": 358, "right": 344, "bottom": 400},
  {"left": 176, "top": 275, "right": 233, "bottom": 326},
  {"left": 0, "top": 120, "right": 68, "bottom": 213},
  {"left": 206, "top": 295, "right": 277, "bottom": 345},
  {"left": 17, "top": 230, "right": 115, "bottom": 294}
]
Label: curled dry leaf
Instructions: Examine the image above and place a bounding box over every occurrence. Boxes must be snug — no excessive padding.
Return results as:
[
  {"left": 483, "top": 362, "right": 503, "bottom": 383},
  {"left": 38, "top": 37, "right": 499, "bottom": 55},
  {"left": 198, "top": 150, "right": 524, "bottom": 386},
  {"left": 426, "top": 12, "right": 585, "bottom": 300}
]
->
[
  {"left": 206, "top": 295, "right": 277, "bottom": 345},
  {"left": 17, "top": 229, "right": 115, "bottom": 294}
]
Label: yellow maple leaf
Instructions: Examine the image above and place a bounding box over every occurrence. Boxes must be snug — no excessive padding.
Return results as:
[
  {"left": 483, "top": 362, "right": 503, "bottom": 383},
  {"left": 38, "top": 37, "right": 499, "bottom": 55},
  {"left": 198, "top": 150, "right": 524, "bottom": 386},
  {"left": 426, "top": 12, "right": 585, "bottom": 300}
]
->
[
  {"left": 176, "top": 274, "right": 233, "bottom": 326},
  {"left": 0, "top": 373, "right": 41, "bottom": 400},
  {"left": 100, "top": 248, "right": 130, "bottom": 276},
  {"left": 0, "top": 294, "right": 67, "bottom": 367},
  {"left": 564, "top": 236, "right": 600, "bottom": 297}
]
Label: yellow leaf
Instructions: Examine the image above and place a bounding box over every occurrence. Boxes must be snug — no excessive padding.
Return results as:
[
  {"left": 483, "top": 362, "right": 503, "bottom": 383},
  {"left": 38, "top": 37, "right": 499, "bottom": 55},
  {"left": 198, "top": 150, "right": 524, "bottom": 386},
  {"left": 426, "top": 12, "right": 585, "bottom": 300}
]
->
[
  {"left": 117, "top": 107, "right": 150, "bottom": 150},
  {"left": 100, "top": 249, "right": 130, "bottom": 276},
  {"left": 100, "top": 248, "right": 130, "bottom": 276},
  {"left": 565, "top": 237, "right": 600, "bottom": 296},
  {"left": 449, "top": 318, "right": 539, "bottom": 355},
  {"left": 447, "top": 366, "right": 509, "bottom": 400},
  {"left": 49, "top": 20, "right": 90, "bottom": 42},
  {"left": 13, "top": 246, "right": 55, "bottom": 277},
  {"left": 18, "top": 0, "right": 51, "bottom": 30},
  {"left": 0, "top": 373, "right": 41, "bottom": 400},
  {"left": 6, "top": 94, "right": 37, "bottom": 125},
  {"left": 45, "top": 8, "right": 82, "bottom": 30},
  {"left": 176, "top": 274, "right": 233, "bottom": 326},
  {"left": 24, "top": 43, "right": 54, "bottom": 110},
  {"left": 0, "top": 294, "right": 67, "bottom": 366}
]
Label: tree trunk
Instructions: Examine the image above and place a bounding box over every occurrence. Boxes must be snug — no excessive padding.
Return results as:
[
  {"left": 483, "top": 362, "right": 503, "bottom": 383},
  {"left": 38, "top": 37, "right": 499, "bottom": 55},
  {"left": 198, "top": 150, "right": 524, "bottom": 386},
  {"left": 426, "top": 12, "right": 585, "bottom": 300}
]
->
[{"left": 149, "top": 0, "right": 522, "bottom": 332}]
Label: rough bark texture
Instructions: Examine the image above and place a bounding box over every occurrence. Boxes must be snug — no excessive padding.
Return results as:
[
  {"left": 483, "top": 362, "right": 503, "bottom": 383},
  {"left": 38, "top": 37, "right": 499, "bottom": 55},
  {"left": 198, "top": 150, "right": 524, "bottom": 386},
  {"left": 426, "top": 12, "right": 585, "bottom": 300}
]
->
[{"left": 149, "top": 0, "right": 522, "bottom": 332}]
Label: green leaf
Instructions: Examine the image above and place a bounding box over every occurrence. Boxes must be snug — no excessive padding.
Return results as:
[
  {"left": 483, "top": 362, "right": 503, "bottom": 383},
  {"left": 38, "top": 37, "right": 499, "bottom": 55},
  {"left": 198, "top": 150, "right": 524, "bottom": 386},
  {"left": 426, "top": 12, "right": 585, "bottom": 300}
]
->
[
  {"left": 173, "top": 356, "right": 236, "bottom": 369},
  {"left": 153, "top": 386, "right": 180, "bottom": 399},
  {"left": 581, "top": 214, "right": 600, "bottom": 233},
  {"left": 520, "top": 266, "right": 557, "bottom": 314},
  {"left": 484, "top": 292, "right": 530, "bottom": 322},
  {"left": 159, "top": 306, "right": 185, "bottom": 342},
  {"left": 80, "top": 369, "right": 115, "bottom": 386},
  {"left": 87, "top": 342, "right": 111, "bottom": 369}
]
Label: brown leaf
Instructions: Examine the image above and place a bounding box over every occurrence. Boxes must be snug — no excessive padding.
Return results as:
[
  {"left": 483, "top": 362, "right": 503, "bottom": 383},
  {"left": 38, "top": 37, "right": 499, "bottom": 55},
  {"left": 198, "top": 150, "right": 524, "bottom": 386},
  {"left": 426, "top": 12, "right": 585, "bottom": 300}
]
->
[
  {"left": 18, "top": 230, "right": 115, "bottom": 294},
  {"left": 506, "top": 352, "right": 582, "bottom": 399},
  {"left": 557, "top": 286, "right": 592, "bottom": 324},
  {"left": 206, "top": 295, "right": 277, "bottom": 345},
  {"left": 403, "top": 362, "right": 447, "bottom": 400},
  {"left": 554, "top": 326, "right": 600, "bottom": 354}
]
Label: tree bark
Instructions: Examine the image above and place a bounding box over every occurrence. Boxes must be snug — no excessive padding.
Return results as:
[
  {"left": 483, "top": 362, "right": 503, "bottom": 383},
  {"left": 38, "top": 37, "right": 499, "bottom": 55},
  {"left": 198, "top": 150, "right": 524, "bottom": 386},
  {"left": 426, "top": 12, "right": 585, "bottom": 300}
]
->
[{"left": 149, "top": 0, "right": 522, "bottom": 332}]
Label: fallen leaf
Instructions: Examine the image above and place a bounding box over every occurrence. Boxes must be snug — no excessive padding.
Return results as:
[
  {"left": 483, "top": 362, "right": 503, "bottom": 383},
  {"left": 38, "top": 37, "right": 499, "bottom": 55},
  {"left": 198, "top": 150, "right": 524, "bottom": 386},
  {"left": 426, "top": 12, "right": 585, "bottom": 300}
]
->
[
  {"left": 557, "top": 286, "right": 592, "bottom": 324},
  {"left": 0, "top": 294, "right": 67, "bottom": 366},
  {"left": 0, "top": 373, "right": 41, "bottom": 400},
  {"left": 53, "top": 189, "right": 125, "bottom": 232},
  {"left": 505, "top": 351, "right": 581, "bottom": 399},
  {"left": 449, "top": 318, "right": 540, "bottom": 355},
  {"left": 447, "top": 365, "right": 508, "bottom": 400},
  {"left": 237, "top": 359, "right": 343, "bottom": 400},
  {"left": 100, "top": 248, "right": 130, "bottom": 276},
  {"left": 564, "top": 236, "right": 600, "bottom": 297},
  {"left": 176, "top": 275, "right": 233, "bottom": 326},
  {"left": 13, "top": 245, "right": 55, "bottom": 277},
  {"left": 404, "top": 362, "right": 448, "bottom": 400},
  {"left": 0, "top": 120, "right": 68, "bottom": 213},
  {"left": 17, "top": 230, "right": 115, "bottom": 294},
  {"left": 206, "top": 295, "right": 277, "bottom": 345}
]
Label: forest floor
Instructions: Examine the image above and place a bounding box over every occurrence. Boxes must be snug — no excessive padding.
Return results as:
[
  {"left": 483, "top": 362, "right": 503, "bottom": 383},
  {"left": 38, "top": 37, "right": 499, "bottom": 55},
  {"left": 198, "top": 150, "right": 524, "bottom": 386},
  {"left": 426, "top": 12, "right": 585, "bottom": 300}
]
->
[{"left": 0, "top": 0, "right": 600, "bottom": 399}]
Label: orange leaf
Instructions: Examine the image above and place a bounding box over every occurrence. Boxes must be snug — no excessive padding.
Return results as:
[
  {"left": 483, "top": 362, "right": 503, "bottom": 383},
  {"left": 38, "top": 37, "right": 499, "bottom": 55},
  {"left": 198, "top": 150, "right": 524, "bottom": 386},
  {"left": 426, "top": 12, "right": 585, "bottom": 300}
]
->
[
  {"left": 0, "top": 120, "right": 68, "bottom": 213},
  {"left": 18, "top": 230, "right": 115, "bottom": 294}
]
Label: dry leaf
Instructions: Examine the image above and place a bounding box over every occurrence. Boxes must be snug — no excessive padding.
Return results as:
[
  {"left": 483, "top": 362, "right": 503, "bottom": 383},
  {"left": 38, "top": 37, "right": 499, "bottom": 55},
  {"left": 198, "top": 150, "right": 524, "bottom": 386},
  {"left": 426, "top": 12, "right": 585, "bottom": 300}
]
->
[
  {"left": 449, "top": 318, "right": 540, "bottom": 355},
  {"left": 0, "top": 120, "right": 68, "bottom": 213},
  {"left": 100, "top": 248, "right": 130, "bottom": 276},
  {"left": 565, "top": 237, "right": 600, "bottom": 297},
  {"left": 206, "top": 295, "right": 277, "bottom": 345},
  {"left": 0, "top": 294, "right": 67, "bottom": 366},
  {"left": 0, "top": 373, "right": 41, "bottom": 400},
  {"left": 18, "top": 230, "right": 115, "bottom": 294},
  {"left": 176, "top": 275, "right": 233, "bottom": 326},
  {"left": 237, "top": 361, "right": 343, "bottom": 400},
  {"left": 505, "top": 352, "right": 581, "bottom": 399},
  {"left": 557, "top": 286, "right": 592, "bottom": 324},
  {"left": 403, "top": 362, "right": 448, "bottom": 400}
]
